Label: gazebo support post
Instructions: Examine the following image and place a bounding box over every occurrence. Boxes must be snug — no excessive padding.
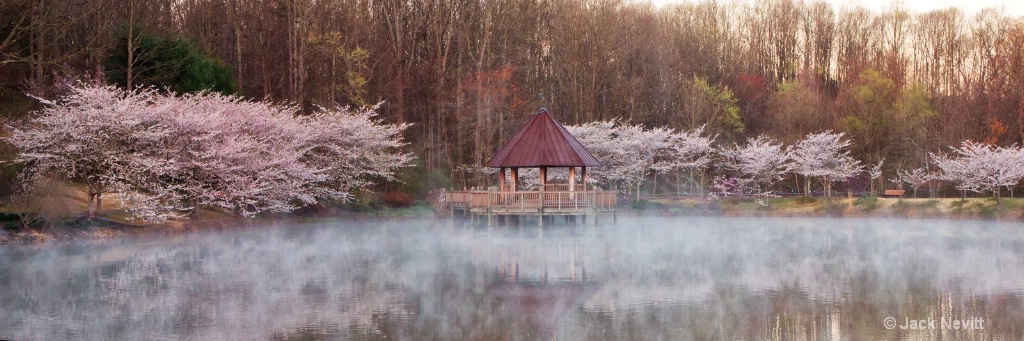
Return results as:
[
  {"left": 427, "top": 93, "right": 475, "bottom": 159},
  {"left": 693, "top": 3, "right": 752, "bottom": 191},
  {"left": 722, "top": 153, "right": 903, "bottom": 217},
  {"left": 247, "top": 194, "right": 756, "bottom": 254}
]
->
[
  {"left": 511, "top": 167, "right": 518, "bottom": 192},
  {"left": 539, "top": 166, "right": 546, "bottom": 228},
  {"left": 540, "top": 167, "right": 547, "bottom": 190},
  {"left": 499, "top": 167, "right": 506, "bottom": 192},
  {"left": 569, "top": 167, "right": 576, "bottom": 192},
  {"left": 581, "top": 167, "right": 587, "bottom": 191}
]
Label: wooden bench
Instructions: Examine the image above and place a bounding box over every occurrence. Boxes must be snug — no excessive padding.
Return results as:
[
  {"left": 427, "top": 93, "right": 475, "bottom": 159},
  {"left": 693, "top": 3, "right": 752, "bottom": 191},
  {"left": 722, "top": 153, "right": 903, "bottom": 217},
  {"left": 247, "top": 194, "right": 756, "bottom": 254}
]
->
[{"left": 882, "top": 189, "right": 905, "bottom": 198}]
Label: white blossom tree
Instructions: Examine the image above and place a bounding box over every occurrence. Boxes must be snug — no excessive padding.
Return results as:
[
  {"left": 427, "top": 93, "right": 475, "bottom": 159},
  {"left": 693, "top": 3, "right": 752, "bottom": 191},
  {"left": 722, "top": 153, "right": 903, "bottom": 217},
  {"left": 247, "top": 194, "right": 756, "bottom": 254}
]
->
[
  {"left": 7, "top": 85, "right": 174, "bottom": 220},
  {"left": 894, "top": 167, "right": 930, "bottom": 198},
  {"left": 560, "top": 120, "right": 617, "bottom": 189},
  {"left": 565, "top": 120, "right": 675, "bottom": 200},
  {"left": 931, "top": 141, "right": 1024, "bottom": 206},
  {"left": 720, "top": 135, "right": 792, "bottom": 203},
  {"left": 619, "top": 124, "right": 676, "bottom": 200},
  {"left": 5, "top": 84, "right": 412, "bottom": 222},
  {"left": 868, "top": 158, "right": 884, "bottom": 195},
  {"left": 664, "top": 125, "right": 717, "bottom": 198},
  {"left": 791, "top": 131, "right": 864, "bottom": 201},
  {"left": 931, "top": 151, "right": 974, "bottom": 201}
]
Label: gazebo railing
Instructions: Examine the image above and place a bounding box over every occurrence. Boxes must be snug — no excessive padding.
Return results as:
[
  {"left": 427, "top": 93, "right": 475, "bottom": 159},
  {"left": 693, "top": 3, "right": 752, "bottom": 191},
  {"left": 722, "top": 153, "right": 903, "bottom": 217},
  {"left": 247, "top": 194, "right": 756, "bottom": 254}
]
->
[
  {"left": 542, "top": 184, "right": 586, "bottom": 192},
  {"left": 446, "top": 189, "right": 616, "bottom": 212}
]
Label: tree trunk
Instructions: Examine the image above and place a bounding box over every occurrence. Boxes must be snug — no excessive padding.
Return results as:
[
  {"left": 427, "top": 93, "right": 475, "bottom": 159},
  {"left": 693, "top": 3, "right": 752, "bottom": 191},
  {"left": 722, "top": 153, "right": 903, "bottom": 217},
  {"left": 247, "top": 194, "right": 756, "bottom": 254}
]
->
[
  {"left": 652, "top": 170, "right": 658, "bottom": 197},
  {"left": 125, "top": 0, "right": 137, "bottom": 89},
  {"left": 635, "top": 180, "right": 641, "bottom": 202},
  {"left": 698, "top": 171, "right": 706, "bottom": 199},
  {"left": 86, "top": 180, "right": 96, "bottom": 220},
  {"left": 233, "top": 10, "right": 243, "bottom": 87},
  {"left": 822, "top": 180, "right": 832, "bottom": 204},
  {"left": 676, "top": 172, "right": 682, "bottom": 196},
  {"left": 794, "top": 173, "right": 801, "bottom": 196},
  {"left": 86, "top": 194, "right": 95, "bottom": 220}
]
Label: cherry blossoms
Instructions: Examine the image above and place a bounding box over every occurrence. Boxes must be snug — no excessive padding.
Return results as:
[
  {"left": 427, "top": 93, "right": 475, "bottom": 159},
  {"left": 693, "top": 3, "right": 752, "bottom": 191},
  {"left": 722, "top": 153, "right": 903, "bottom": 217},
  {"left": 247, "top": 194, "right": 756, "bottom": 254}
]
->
[
  {"left": 565, "top": 120, "right": 714, "bottom": 199},
  {"left": 565, "top": 120, "right": 674, "bottom": 198},
  {"left": 868, "top": 159, "right": 884, "bottom": 195},
  {"left": 931, "top": 141, "right": 1024, "bottom": 205},
  {"left": 665, "top": 125, "right": 717, "bottom": 197},
  {"left": 791, "top": 131, "right": 863, "bottom": 199},
  {"left": 893, "top": 167, "right": 930, "bottom": 198},
  {"left": 5, "top": 84, "right": 412, "bottom": 222},
  {"left": 720, "top": 136, "right": 792, "bottom": 201}
]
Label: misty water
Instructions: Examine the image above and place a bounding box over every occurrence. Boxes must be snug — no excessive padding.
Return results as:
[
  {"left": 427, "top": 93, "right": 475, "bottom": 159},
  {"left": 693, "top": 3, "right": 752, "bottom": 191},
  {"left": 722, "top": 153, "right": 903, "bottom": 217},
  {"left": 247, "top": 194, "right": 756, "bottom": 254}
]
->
[{"left": 2, "top": 217, "right": 1023, "bottom": 340}]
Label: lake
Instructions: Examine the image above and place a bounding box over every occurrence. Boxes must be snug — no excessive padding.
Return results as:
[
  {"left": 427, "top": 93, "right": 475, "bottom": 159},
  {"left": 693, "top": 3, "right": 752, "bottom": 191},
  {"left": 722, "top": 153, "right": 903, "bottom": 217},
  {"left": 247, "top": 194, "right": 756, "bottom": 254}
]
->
[{"left": 1, "top": 217, "right": 1023, "bottom": 340}]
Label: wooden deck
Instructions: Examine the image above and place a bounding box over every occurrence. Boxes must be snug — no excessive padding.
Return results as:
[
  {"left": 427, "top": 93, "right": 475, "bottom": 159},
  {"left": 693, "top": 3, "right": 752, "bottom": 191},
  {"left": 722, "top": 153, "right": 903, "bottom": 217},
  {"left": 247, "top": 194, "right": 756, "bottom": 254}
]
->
[{"left": 444, "top": 186, "right": 617, "bottom": 226}]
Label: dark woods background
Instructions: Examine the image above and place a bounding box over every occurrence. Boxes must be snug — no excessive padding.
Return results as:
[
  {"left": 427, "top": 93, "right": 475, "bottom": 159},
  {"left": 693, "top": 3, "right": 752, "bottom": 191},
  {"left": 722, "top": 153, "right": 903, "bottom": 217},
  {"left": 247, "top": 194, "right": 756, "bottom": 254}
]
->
[{"left": 2, "top": 0, "right": 1023, "bottom": 199}]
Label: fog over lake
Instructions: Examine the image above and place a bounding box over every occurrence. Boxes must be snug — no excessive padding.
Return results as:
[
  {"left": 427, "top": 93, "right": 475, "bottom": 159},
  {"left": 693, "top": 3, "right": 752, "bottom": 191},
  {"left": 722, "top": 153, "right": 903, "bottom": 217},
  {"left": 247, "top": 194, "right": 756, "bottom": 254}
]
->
[{"left": 2, "top": 217, "right": 1023, "bottom": 340}]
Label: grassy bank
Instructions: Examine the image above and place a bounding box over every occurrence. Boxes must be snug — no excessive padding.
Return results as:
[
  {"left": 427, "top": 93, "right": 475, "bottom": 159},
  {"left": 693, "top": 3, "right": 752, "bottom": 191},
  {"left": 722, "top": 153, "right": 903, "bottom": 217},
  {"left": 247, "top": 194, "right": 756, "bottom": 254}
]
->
[
  {"left": 639, "top": 196, "right": 1024, "bottom": 221},
  {"left": 1, "top": 203, "right": 437, "bottom": 244},
  {"left": 0, "top": 181, "right": 437, "bottom": 244}
]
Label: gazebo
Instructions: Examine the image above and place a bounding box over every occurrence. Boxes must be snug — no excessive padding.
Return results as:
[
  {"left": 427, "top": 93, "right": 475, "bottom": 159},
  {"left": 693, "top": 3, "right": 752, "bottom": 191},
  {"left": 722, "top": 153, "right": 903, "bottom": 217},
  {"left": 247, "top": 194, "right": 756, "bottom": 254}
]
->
[{"left": 445, "top": 109, "right": 617, "bottom": 227}]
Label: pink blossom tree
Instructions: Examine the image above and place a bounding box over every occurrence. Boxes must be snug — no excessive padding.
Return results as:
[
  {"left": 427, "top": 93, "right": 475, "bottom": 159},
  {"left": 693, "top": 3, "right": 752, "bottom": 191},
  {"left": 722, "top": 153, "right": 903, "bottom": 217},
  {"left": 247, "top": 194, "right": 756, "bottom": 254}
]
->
[
  {"left": 791, "top": 131, "right": 863, "bottom": 201},
  {"left": 6, "top": 84, "right": 412, "bottom": 222},
  {"left": 893, "top": 167, "right": 930, "bottom": 198},
  {"left": 720, "top": 136, "right": 792, "bottom": 203},
  {"left": 868, "top": 158, "right": 885, "bottom": 195},
  {"left": 665, "top": 125, "right": 717, "bottom": 198},
  {"left": 931, "top": 141, "right": 1024, "bottom": 206},
  {"left": 6, "top": 85, "right": 176, "bottom": 220},
  {"left": 565, "top": 120, "right": 675, "bottom": 200}
]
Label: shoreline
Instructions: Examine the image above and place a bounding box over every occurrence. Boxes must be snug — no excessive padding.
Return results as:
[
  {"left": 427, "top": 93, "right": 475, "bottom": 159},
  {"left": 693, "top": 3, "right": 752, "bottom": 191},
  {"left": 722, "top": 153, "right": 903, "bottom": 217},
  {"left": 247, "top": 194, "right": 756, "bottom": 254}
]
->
[
  {"left": 3, "top": 197, "right": 1022, "bottom": 245},
  {"left": 0, "top": 204, "right": 437, "bottom": 245},
  {"left": 634, "top": 196, "right": 1024, "bottom": 221}
]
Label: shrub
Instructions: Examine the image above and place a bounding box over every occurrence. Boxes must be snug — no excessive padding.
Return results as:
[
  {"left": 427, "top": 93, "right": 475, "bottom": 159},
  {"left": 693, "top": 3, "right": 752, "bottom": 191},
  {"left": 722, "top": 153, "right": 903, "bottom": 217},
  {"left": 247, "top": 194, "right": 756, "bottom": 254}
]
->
[
  {"left": 7, "top": 179, "right": 76, "bottom": 230},
  {"left": 382, "top": 191, "right": 414, "bottom": 208}
]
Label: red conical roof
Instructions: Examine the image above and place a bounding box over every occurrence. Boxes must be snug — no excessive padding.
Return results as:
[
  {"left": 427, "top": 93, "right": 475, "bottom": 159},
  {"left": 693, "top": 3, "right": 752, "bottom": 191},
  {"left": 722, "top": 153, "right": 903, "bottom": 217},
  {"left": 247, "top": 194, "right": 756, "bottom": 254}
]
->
[{"left": 485, "top": 109, "right": 601, "bottom": 168}]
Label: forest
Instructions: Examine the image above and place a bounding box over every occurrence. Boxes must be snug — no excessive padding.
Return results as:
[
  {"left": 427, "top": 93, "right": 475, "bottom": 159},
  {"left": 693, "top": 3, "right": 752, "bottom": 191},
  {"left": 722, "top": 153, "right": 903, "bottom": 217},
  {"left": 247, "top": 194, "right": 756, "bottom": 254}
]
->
[{"left": 3, "top": 0, "right": 1024, "bottom": 216}]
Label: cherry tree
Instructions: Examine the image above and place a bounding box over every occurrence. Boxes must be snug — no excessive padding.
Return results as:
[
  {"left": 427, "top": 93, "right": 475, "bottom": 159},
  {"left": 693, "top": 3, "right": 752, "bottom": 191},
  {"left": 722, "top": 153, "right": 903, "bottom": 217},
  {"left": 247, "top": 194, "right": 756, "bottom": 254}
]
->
[
  {"left": 6, "top": 85, "right": 174, "bottom": 220},
  {"left": 894, "top": 167, "right": 930, "bottom": 198},
  {"left": 664, "top": 125, "right": 717, "bottom": 198},
  {"left": 930, "top": 151, "right": 974, "bottom": 201},
  {"left": 707, "top": 176, "right": 739, "bottom": 200},
  {"left": 6, "top": 84, "right": 412, "bottom": 222},
  {"left": 791, "top": 131, "right": 864, "bottom": 200},
  {"left": 618, "top": 124, "right": 676, "bottom": 200},
  {"left": 720, "top": 135, "right": 792, "bottom": 203},
  {"left": 868, "top": 158, "right": 884, "bottom": 195},
  {"left": 565, "top": 120, "right": 675, "bottom": 200},
  {"left": 559, "top": 120, "right": 616, "bottom": 188},
  {"left": 931, "top": 141, "right": 1024, "bottom": 205}
]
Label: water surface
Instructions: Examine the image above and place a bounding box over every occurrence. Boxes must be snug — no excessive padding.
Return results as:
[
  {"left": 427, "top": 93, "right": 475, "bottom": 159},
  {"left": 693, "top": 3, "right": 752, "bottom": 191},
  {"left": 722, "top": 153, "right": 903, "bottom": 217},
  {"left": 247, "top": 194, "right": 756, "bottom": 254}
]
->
[{"left": 1, "top": 217, "right": 1023, "bottom": 340}]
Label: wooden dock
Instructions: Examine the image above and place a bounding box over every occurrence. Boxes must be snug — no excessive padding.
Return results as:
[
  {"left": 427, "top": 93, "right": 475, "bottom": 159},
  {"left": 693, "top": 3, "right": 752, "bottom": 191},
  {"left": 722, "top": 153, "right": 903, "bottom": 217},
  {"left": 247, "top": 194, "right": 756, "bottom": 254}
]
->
[{"left": 445, "top": 184, "right": 617, "bottom": 227}]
